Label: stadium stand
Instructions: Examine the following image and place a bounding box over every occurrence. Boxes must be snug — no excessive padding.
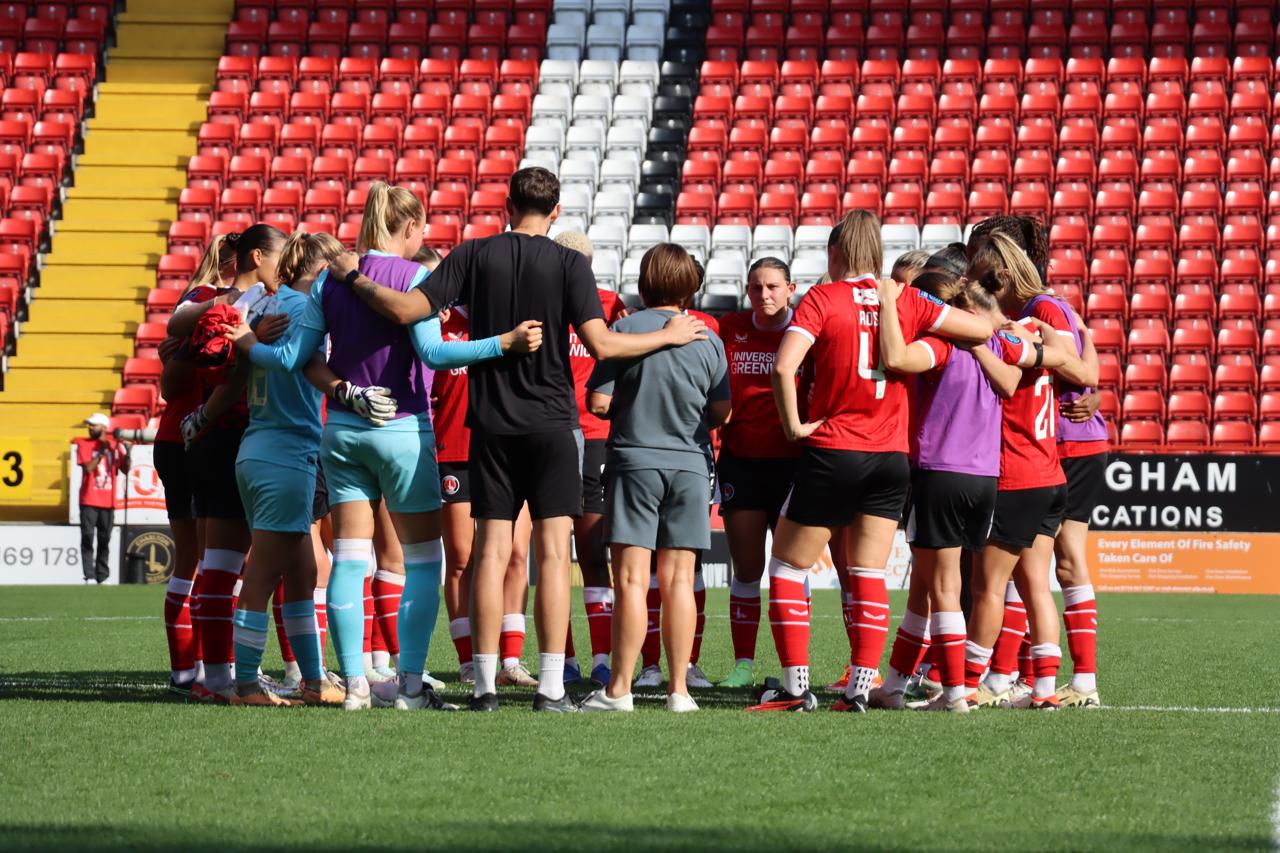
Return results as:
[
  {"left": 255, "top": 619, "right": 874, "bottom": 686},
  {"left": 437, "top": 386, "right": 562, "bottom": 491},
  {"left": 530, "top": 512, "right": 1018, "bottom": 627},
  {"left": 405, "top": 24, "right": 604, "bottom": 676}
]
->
[
  {"left": 7, "top": 0, "right": 1280, "bottom": 521},
  {"left": 0, "top": 0, "right": 233, "bottom": 519}
]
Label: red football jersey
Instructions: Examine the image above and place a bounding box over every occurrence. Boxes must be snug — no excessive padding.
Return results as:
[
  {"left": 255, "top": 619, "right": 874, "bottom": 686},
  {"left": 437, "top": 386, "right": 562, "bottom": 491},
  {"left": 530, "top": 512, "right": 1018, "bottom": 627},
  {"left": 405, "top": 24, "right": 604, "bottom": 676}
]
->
[
  {"left": 788, "top": 275, "right": 949, "bottom": 452},
  {"left": 156, "top": 285, "right": 222, "bottom": 443},
  {"left": 432, "top": 306, "right": 473, "bottom": 464},
  {"left": 687, "top": 308, "right": 720, "bottom": 338},
  {"left": 1030, "top": 297, "right": 1109, "bottom": 460},
  {"left": 998, "top": 317, "right": 1067, "bottom": 491},
  {"left": 570, "top": 289, "right": 625, "bottom": 440},
  {"left": 74, "top": 437, "right": 125, "bottom": 509},
  {"left": 718, "top": 309, "right": 800, "bottom": 459}
]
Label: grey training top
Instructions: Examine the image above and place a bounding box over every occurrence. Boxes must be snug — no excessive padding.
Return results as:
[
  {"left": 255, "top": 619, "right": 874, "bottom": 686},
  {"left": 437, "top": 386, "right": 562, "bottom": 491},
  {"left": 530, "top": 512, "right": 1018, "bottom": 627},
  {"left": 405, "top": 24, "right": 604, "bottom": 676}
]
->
[{"left": 587, "top": 308, "right": 730, "bottom": 475}]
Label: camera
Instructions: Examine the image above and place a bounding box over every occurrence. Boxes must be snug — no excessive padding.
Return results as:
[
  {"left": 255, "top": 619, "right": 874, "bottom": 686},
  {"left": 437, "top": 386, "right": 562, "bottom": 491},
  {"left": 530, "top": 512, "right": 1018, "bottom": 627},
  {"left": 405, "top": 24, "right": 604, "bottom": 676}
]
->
[{"left": 113, "top": 428, "right": 157, "bottom": 443}]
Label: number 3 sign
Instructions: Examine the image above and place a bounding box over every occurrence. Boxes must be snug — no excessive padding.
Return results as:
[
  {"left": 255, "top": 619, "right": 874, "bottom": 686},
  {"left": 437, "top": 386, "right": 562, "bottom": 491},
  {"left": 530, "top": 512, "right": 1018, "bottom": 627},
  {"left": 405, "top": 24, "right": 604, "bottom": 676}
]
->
[{"left": 0, "top": 437, "right": 31, "bottom": 499}]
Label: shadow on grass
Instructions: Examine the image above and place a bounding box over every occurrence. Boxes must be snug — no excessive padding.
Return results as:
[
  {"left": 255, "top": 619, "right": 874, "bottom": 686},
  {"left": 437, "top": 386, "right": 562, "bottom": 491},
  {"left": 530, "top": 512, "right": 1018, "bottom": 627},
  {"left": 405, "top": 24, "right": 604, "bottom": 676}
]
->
[
  {"left": 0, "top": 671, "right": 177, "bottom": 704},
  {"left": 0, "top": 670, "right": 764, "bottom": 709},
  {"left": 0, "top": 823, "right": 1269, "bottom": 853}
]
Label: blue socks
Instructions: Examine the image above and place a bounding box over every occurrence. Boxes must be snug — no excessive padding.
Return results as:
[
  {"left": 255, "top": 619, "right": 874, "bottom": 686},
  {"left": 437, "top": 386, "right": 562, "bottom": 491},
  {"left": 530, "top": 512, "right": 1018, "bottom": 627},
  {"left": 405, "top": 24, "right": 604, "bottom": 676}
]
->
[
  {"left": 231, "top": 608, "right": 269, "bottom": 686},
  {"left": 281, "top": 599, "right": 323, "bottom": 682},
  {"left": 328, "top": 539, "right": 371, "bottom": 679},
  {"left": 398, "top": 539, "right": 443, "bottom": 677}
]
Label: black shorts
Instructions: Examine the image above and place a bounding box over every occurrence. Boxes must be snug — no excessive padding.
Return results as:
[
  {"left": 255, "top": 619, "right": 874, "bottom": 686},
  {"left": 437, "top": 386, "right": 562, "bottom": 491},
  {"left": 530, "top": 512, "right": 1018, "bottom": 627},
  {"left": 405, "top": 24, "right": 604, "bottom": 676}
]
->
[
  {"left": 717, "top": 451, "right": 797, "bottom": 522},
  {"left": 439, "top": 461, "right": 471, "bottom": 505},
  {"left": 988, "top": 484, "right": 1068, "bottom": 550},
  {"left": 470, "top": 429, "right": 583, "bottom": 521},
  {"left": 153, "top": 440, "right": 194, "bottom": 521},
  {"left": 581, "top": 438, "right": 607, "bottom": 515},
  {"left": 781, "top": 448, "right": 910, "bottom": 528},
  {"left": 311, "top": 460, "right": 330, "bottom": 522},
  {"left": 1061, "top": 451, "right": 1108, "bottom": 524},
  {"left": 907, "top": 469, "right": 998, "bottom": 551},
  {"left": 186, "top": 428, "right": 246, "bottom": 521}
]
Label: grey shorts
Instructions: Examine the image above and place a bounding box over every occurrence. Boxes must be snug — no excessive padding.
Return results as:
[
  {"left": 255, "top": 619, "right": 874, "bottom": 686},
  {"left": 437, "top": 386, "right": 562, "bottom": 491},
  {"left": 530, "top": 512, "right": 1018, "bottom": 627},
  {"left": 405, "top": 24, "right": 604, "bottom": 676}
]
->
[{"left": 605, "top": 467, "right": 711, "bottom": 551}]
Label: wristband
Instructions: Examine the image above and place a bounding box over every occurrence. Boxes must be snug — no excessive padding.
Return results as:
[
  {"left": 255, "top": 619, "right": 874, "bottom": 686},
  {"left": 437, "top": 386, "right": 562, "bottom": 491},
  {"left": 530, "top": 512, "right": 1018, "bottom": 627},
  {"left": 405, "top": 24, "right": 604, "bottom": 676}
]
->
[
  {"left": 1032, "top": 341, "right": 1044, "bottom": 369},
  {"left": 343, "top": 268, "right": 361, "bottom": 287}
]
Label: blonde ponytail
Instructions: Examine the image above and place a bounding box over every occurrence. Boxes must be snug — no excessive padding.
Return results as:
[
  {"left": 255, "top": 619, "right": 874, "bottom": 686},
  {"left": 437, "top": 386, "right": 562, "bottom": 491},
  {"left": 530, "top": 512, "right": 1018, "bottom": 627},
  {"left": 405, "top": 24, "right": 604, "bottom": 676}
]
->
[
  {"left": 358, "top": 181, "right": 424, "bottom": 253},
  {"left": 275, "top": 230, "right": 309, "bottom": 287},
  {"left": 181, "top": 232, "right": 235, "bottom": 298},
  {"left": 968, "top": 231, "right": 1045, "bottom": 307},
  {"left": 277, "top": 230, "right": 345, "bottom": 286},
  {"left": 829, "top": 209, "right": 883, "bottom": 278}
]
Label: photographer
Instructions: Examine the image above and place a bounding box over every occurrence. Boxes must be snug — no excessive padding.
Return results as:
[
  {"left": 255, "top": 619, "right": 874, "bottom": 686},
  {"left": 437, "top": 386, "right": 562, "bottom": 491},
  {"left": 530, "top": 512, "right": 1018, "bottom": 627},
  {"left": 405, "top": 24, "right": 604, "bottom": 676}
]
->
[{"left": 73, "top": 414, "right": 130, "bottom": 584}]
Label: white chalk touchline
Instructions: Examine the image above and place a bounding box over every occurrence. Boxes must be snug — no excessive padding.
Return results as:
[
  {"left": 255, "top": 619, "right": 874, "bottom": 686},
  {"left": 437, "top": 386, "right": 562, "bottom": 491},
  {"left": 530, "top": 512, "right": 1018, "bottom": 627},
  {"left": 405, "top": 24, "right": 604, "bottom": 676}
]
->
[
  {"left": 1271, "top": 776, "right": 1280, "bottom": 853},
  {"left": 1272, "top": 770, "right": 1280, "bottom": 853},
  {"left": 0, "top": 616, "right": 158, "bottom": 622},
  {"left": 0, "top": 613, "right": 1270, "bottom": 626}
]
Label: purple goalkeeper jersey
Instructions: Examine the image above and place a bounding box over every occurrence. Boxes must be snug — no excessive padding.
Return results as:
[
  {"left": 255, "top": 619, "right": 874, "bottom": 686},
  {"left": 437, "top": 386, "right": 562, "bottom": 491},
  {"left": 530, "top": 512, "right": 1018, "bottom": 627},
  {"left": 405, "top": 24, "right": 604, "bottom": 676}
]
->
[
  {"left": 320, "top": 252, "right": 432, "bottom": 421},
  {"left": 912, "top": 337, "right": 1004, "bottom": 478},
  {"left": 1022, "top": 293, "right": 1109, "bottom": 444}
]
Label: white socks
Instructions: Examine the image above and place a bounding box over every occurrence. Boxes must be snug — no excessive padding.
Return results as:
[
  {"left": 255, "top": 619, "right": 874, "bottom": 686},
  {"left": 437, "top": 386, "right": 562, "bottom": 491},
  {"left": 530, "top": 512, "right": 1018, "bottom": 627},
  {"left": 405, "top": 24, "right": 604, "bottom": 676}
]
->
[
  {"left": 538, "top": 653, "right": 565, "bottom": 700},
  {"left": 473, "top": 653, "right": 498, "bottom": 697},
  {"left": 782, "top": 665, "right": 809, "bottom": 696},
  {"left": 984, "top": 672, "right": 1013, "bottom": 693},
  {"left": 848, "top": 666, "right": 878, "bottom": 700}
]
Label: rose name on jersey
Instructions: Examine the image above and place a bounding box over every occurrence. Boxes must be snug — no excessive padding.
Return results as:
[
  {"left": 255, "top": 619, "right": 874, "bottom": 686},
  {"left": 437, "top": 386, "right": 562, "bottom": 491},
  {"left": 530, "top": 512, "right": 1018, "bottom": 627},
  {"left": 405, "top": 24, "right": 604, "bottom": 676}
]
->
[{"left": 851, "top": 287, "right": 882, "bottom": 328}]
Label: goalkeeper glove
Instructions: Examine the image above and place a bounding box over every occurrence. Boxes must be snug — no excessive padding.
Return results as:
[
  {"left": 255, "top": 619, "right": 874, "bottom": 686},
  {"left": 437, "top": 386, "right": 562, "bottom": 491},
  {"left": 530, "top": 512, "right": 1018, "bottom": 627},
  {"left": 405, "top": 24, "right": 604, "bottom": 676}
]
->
[
  {"left": 334, "top": 382, "right": 398, "bottom": 427},
  {"left": 180, "top": 405, "right": 209, "bottom": 449}
]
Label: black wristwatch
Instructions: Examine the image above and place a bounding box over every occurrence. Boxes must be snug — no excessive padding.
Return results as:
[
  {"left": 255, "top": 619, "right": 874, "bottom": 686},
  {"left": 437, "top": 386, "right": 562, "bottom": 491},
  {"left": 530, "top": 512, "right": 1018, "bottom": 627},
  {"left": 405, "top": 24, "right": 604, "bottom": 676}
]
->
[
  {"left": 1032, "top": 341, "right": 1045, "bottom": 369},
  {"left": 343, "top": 268, "right": 361, "bottom": 287}
]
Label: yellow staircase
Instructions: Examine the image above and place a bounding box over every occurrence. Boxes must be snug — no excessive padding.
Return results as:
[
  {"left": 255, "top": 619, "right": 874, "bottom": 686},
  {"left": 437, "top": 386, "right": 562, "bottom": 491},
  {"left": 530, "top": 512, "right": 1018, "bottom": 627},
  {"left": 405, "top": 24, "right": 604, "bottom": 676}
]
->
[{"left": 0, "top": 0, "right": 233, "bottom": 521}]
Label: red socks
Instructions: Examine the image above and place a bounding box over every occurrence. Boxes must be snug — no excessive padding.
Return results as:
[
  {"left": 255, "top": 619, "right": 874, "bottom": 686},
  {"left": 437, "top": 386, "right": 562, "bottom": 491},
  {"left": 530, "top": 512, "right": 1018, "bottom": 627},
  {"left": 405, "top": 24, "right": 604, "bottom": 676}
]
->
[
  {"left": 1062, "top": 584, "right": 1098, "bottom": 677},
  {"left": 362, "top": 574, "right": 375, "bottom": 656},
  {"left": 163, "top": 574, "right": 196, "bottom": 677},
  {"left": 1030, "top": 642, "right": 1062, "bottom": 698},
  {"left": 583, "top": 587, "right": 613, "bottom": 661},
  {"left": 196, "top": 550, "right": 244, "bottom": 671},
  {"left": 499, "top": 613, "right": 525, "bottom": 666},
  {"left": 964, "top": 641, "right": 992, "bottom": 691},
  {"left": 840, "top": 591, "right": 858, "bottom": 663},
  {"left": 1017, "top": 635, "right": 1033, "bottom": 686},
  {"left": 929, "top": 611, "right": 967, "bottom": 690},
  {"left": 449, "top": 617, "right": 472, "bottom": 666},
  {"left": 312, "top": 586, "right": 327, "bottom": 667},
  {"left": 848, "top": 570, "right": 890, "bottom": 669},
  {"left": 888, "top": 608, "right": 930, "bottom": 677},
  {"left": 371, "top": 569, "right": 404, "bottom": 657},
  {"left": 990, "top": 583, "right": 1027, "bottom": 677},
  {"left": 767, "top": 559, "right": 810, "bottom": 669},
  {"left": 728, "top": 578, "right": 761, "bottom": 662},
  {"left": 272, "top": 580, "right": 295, "bottom": 665}
]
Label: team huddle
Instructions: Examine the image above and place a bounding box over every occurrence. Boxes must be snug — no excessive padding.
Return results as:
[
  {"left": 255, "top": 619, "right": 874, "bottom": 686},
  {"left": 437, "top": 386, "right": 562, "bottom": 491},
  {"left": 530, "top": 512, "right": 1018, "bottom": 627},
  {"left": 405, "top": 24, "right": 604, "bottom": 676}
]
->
[{"left": 154, "top": 165, "right": 1104, "bottom": 714}]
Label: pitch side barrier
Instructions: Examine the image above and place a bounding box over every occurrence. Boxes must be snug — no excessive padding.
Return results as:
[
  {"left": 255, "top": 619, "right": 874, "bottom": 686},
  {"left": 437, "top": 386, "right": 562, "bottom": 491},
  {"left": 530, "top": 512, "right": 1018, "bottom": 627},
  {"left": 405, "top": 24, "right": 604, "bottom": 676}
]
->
[{"left": 1087, "top": 454, "right": 1280, "bottom": 594}]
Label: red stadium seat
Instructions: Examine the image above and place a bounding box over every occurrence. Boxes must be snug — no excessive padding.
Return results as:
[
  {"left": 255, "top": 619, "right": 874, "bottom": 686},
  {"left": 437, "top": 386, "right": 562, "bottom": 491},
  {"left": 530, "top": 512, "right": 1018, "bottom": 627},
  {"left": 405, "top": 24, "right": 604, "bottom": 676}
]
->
[
  {"left": 1165, "top": 420, "right": 1210, "bottom": 449},
  {"left": 1121, "top": 419, "right": 1164, "bottom": 448},
  {"left": 1212, "top": 421, "right": 1256, "bottom": 449}
]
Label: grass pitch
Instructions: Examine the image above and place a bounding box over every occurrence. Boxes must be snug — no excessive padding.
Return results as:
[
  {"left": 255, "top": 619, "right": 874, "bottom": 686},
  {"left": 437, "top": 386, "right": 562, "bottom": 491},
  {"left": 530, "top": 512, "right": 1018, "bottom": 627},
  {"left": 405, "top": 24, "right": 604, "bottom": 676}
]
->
[{"left": 1, "top": 585, "right": 1277, "bottom": 852}]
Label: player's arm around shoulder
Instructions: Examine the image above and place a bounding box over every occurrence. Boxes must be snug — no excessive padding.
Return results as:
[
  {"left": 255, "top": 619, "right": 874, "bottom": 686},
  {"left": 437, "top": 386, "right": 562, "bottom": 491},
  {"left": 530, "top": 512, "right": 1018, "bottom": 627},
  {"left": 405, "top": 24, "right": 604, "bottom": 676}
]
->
[{"left": 330, "top": 251, "right": 435, "bottom": 324}]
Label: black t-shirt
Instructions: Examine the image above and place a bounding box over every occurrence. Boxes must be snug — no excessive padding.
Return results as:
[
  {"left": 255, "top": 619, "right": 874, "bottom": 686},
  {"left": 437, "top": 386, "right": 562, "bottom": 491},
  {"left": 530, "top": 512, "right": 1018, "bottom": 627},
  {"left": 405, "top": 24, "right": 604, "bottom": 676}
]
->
[{"left": 420, "top": 231, "right": 605, "bottom": 434}]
